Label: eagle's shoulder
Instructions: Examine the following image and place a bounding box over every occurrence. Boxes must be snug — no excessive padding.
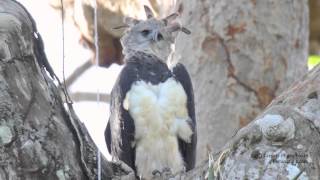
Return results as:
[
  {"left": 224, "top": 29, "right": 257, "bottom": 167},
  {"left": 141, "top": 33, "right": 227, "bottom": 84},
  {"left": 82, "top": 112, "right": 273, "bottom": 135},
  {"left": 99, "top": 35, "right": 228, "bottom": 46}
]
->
[
  {"left": 171, "top": 63, "right": 193, "bottom": 89},
  {"left": 171, "top": 63, "right": 189, "bottom": 76}
]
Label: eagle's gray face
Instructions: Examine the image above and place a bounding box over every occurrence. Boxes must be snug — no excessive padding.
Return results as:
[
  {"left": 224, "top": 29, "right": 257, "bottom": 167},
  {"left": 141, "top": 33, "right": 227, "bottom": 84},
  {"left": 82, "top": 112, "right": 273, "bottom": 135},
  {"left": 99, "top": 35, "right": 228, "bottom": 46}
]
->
[
  {"left": 119, "top": 6, "right": 190, "bottom": 61},
  {"left": 121, "top": 19, "right": 172, "bottom": 61}
]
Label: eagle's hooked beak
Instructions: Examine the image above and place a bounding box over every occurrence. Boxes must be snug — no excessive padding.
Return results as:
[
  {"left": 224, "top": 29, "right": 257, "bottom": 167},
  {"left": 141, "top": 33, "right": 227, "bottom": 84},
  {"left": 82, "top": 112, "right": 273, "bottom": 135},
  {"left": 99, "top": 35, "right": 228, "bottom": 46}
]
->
[{"left": 151, "top": 31, "right": 164, "bottom": 42}]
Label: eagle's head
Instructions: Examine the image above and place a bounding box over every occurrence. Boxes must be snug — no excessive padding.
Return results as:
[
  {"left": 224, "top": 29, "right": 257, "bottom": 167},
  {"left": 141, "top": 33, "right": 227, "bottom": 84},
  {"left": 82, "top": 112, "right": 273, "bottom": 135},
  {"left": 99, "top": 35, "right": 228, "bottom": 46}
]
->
[{"left": 119, "top": 5, "right": 190, "bottom": 61}]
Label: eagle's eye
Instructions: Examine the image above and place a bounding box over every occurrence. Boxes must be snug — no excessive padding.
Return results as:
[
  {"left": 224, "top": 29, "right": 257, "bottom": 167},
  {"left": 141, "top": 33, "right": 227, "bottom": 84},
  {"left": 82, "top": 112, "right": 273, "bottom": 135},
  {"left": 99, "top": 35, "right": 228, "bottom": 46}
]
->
[
  {"left": 141, "top": 29, "right": 151, "bottom": 37},
  {"left": 157, "top": 33, "right": 164, "bottom": 41}
]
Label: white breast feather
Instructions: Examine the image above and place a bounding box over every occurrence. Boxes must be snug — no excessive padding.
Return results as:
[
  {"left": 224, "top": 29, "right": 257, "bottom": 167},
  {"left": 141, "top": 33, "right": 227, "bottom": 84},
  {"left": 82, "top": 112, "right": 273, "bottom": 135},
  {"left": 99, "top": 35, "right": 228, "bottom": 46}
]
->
[{"left": 123, "top": 77, "right": 193, "bottom": 179}]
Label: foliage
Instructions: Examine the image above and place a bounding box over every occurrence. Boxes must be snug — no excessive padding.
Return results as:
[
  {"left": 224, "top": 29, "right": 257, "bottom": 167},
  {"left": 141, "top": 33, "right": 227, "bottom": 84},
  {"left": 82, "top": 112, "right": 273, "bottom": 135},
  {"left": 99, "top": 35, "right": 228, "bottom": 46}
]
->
[{"left": 308, "top": 55, "right": 320, "bottom": 70}]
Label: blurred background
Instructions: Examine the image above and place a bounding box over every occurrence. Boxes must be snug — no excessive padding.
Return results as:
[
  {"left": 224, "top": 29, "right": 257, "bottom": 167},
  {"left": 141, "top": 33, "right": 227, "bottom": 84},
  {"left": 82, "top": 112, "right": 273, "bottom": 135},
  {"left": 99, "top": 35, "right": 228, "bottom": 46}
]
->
[{"left": 16, "top": 0, "right": 320, "bottom": 163}]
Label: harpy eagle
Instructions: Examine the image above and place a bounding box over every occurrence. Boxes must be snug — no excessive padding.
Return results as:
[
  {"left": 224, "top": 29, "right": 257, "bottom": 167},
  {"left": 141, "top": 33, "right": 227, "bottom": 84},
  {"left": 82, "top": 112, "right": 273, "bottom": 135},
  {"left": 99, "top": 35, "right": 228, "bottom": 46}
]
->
[{"left": 105, "top": 6, "right": 197, "bottom": 179}]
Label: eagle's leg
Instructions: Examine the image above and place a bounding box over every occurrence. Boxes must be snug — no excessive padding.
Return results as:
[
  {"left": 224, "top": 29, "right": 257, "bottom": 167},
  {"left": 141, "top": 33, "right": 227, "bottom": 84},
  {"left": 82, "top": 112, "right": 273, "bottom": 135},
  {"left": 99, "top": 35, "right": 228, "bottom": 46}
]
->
[{"left": 152, "top": 167, "right": 173, "bottom": 179}]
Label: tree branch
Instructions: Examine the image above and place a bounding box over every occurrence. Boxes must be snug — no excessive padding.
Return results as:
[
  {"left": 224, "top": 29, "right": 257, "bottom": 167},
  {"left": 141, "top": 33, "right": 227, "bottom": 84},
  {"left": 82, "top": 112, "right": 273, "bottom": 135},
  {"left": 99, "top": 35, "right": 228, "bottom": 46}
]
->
[
  {"left": 70, "top": 92, "right": 110, "bottom": 102},
  {"left": 65, "top": 59, "right": 92, "bottom": 87}
]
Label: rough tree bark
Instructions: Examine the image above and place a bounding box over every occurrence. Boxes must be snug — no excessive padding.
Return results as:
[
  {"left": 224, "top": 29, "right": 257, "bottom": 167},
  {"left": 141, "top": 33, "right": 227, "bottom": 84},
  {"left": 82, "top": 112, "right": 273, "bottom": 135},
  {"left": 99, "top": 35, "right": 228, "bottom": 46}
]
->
[
  {"left": 172, "top": 0, "right": 309, "bottom": 162},
  {"left": 209, "top": 65, "right": 320, "bottom": 179},
  {"left": 0, "top": 1, "right": 134, "bottom": 179},
  {"left": 175, "top": 64, "right": 320, "bottom": 179}
]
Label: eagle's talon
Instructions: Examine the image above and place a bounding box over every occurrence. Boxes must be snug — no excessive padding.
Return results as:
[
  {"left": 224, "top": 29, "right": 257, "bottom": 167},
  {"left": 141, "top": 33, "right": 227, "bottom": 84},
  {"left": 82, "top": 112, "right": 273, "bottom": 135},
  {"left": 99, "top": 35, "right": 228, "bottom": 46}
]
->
[
  {"left": 152, "top": 167, "right": 173, "bottom": 179},
  {"left": 161, "top": 167, "right": 173, "bottom": 178},
  {"left": 152, "top": 169, "right": 162, "bottom": 176},
  {"left": 162, "top": 167, "right": 172, "bottom": 174}
]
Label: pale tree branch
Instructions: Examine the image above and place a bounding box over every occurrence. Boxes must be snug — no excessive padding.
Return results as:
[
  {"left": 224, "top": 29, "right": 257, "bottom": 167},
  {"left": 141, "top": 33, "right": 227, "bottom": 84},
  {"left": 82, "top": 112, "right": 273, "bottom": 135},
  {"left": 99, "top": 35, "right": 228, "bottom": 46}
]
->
[
  {"left": 65, "top": 59, "right": 92, "bottom": 87},
  {"left": 70, "top": 92, "right": 110, "bottom": 102}
]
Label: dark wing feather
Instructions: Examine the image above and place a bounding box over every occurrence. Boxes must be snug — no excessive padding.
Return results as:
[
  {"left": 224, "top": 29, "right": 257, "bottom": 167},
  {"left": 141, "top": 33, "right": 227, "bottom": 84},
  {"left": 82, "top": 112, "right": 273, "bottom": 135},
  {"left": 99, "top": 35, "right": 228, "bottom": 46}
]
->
[
  {"left": 172, "top": 63, "right": 197, "bottom": 171},
  {"left": 105, "top": 63, "right": 137, "bottom": 171}
]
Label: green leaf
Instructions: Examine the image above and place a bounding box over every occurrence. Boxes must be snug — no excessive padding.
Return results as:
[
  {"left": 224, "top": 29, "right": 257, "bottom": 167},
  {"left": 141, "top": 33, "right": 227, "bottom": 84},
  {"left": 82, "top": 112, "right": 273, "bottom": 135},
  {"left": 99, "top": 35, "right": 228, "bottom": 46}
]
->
[{"left": 308, "top": 55, "right": 320, "bottom": 70}]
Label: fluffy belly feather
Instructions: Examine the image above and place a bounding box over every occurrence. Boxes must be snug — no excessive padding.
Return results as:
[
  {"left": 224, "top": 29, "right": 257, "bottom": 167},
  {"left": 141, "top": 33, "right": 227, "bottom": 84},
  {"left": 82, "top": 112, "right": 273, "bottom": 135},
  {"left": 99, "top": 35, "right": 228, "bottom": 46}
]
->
[{"left": 123, "top": 77, "right": 192, "bottom": 178}]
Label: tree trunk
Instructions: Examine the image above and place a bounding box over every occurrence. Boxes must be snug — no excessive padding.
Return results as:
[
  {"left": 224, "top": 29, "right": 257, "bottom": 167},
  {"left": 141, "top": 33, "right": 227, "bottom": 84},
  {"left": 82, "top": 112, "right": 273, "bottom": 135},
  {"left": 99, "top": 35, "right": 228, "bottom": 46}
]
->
[
  {"left": 211, "top": 65, "right": 320, "bottom": 179},
  {"left": 175, "top": 64, "right": 320, "bottom": 179},
  {"left": 173, "top": 0, "right": 309, "bottom": 162},
  {"left": 0, "top": 1, "right": 134, "bottom": 179}
]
